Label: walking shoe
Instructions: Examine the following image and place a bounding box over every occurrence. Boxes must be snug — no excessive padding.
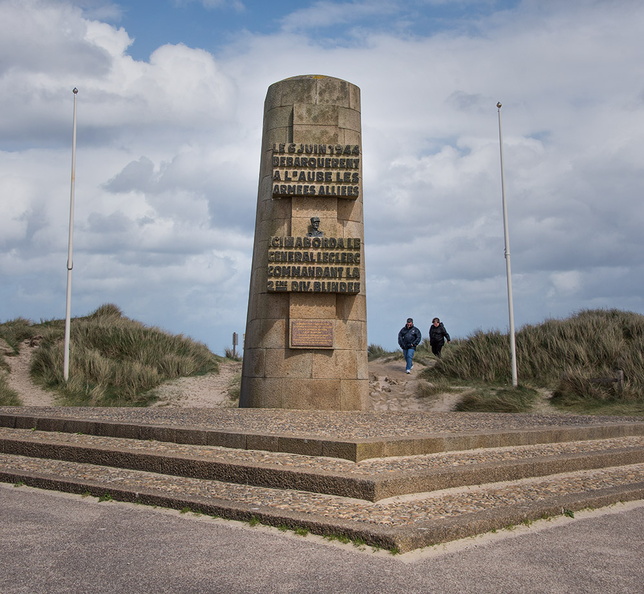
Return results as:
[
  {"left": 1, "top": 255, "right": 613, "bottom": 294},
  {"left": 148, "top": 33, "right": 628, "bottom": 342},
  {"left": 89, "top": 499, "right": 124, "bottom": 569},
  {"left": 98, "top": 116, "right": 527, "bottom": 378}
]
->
[{"left": 406, "top": 369, "right": 411, "bottom": 374}]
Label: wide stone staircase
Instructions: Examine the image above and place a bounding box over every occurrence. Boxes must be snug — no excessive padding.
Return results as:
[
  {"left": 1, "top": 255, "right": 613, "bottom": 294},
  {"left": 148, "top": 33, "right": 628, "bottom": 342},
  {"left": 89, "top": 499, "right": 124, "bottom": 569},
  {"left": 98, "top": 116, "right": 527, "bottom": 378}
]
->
[{"left": 1, "top": 407, "right": 643, "bottom": 553}]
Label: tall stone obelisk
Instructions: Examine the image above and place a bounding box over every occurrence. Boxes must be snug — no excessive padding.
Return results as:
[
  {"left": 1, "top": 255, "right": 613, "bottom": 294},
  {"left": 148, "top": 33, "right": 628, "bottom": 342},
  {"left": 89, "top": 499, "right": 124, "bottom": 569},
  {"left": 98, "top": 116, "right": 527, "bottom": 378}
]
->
[{"left": 239, "top": 75, "right": 368, "bottom": 410}]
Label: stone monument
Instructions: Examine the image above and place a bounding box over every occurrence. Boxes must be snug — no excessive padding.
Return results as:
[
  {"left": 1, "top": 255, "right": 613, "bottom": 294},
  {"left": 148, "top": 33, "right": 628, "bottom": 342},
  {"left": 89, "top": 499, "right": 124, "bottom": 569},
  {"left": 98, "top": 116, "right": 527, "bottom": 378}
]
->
[{"left": 239, "top": 75, "right": 368, "bottom": 410}]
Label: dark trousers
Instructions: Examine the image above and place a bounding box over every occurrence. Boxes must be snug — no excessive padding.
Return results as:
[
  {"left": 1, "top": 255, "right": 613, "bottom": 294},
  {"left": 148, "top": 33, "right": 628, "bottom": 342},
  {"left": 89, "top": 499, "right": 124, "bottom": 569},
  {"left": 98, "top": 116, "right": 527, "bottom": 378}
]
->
[{"left": 431, "top": 342, "right": 444, "bottom": 357}]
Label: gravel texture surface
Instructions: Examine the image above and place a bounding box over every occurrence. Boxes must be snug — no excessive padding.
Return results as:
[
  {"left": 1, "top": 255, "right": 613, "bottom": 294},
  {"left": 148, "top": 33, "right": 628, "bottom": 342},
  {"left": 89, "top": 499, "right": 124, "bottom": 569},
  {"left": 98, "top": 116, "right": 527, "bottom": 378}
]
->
[
  {"left": 1, "top": 406, "right": 642, "bottom": 440},
  {"left": 3, "top": 348, "right": 643, "bottom": 553},
  {"left": 2, "top": 451, "right": 642, "bottom": 528},
  {"left": 1, "top": 426, "right": 642, "bottom": 475}
]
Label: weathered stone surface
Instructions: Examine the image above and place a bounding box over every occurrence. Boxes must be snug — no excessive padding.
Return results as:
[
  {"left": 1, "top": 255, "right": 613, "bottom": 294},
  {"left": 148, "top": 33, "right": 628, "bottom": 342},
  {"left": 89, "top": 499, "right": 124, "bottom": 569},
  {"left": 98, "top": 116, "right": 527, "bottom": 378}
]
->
[{"left": 240, "top": 75, "right": 368, "bottom": 410}]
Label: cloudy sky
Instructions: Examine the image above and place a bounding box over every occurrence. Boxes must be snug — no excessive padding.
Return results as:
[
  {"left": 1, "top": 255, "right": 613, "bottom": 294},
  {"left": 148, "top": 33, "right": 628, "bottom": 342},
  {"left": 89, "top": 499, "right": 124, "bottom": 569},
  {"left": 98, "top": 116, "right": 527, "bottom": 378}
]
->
[{"left": 1, "top": 0, "right": 644, "bottom": 353}]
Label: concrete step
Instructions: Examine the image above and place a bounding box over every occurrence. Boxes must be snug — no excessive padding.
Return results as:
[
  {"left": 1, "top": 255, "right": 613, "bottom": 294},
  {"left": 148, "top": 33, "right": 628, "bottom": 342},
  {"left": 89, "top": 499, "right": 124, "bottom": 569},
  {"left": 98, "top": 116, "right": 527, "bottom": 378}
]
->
[
  {"left": 1, "top": 409, "right": 643, "bottom": 461},
  {"left": 1, "top": 408, "right": 642, "bottom": 552},
  {"left": 1, "top": 427, "right": 643, "bottom": 501},
  {"left": 1, "top": 450, "right": 642, "bottom": 553}
]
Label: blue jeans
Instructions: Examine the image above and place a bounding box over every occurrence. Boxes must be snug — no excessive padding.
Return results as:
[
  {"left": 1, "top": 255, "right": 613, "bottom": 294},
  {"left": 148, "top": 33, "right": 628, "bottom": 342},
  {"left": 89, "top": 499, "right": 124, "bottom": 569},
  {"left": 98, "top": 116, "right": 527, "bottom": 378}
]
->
[{"left": 403, "top": 348, "right": 415, "bottom": 372}]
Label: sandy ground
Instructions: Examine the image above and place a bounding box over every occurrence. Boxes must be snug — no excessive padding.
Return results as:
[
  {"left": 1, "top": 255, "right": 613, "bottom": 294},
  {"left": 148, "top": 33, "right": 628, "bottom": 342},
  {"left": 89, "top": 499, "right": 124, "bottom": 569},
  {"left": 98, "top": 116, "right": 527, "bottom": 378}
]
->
[
  {"left": 1, "top": 340, "right": 242, "bottom": 409},
  {"left": 149, "top": 361, "right": 242, "bottom": 408},
  {"left": 3, "top": 341, "right": 58, "bottom": 407},
  {"left": 2, "top": 341, "right": 459, "bottom": 411},
  {"left": 367, "top": 357, "right": 463, "bottom": 411}
]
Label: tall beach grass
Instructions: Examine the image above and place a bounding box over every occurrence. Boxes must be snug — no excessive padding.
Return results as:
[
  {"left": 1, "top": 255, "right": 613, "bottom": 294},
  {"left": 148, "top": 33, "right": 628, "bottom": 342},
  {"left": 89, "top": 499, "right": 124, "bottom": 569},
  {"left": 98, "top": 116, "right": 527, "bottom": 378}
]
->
[
  {"left": 0, "top": 304, "right": 221, "bottom": 407},
  {"left": 425, "top": 309, "right": 644, "bottom": 412},
  {"left": 0, "top": 375, "right": 21, "bottom": 406}
]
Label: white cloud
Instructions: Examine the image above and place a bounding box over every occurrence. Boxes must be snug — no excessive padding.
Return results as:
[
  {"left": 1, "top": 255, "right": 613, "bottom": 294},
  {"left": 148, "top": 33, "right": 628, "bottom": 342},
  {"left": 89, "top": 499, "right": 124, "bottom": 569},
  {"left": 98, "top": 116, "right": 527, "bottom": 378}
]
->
[
  {"left": 173, "top": 0, "right": 245, "bottom": 11},
  {"left": 2, "top": 0, "right": 644, "bottom": 352},
  {"left": 548, "top": 270, "right": 581, "bottom": 298},
  {"left": 279, "top": 0, "right": 398, "bottom": 33}
]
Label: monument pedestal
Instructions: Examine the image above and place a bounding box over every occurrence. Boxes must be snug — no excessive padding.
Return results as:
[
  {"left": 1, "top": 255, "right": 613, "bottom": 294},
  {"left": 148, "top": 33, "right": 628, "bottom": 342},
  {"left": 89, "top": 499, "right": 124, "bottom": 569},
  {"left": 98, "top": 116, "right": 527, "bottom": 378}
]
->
[{"left": 240, "top": 75, "right": 368, "bottom": 410}]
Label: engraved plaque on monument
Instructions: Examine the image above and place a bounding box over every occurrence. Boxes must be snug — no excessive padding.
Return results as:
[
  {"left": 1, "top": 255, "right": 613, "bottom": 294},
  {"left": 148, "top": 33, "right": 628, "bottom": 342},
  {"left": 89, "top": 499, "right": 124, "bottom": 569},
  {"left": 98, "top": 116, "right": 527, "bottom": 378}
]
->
[
  {"left": 290, "top": 320, "right": 334, "bottom": 349},
  {"left": 239, "top": 75, "right": 368, "bottom": 410}
]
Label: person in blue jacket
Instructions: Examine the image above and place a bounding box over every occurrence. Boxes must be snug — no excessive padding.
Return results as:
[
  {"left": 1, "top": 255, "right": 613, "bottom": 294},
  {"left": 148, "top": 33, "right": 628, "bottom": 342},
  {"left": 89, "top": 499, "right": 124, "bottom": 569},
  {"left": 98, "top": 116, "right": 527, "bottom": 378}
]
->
[{"left": 398, "top": 317, "right": 421, "bottom": 373}]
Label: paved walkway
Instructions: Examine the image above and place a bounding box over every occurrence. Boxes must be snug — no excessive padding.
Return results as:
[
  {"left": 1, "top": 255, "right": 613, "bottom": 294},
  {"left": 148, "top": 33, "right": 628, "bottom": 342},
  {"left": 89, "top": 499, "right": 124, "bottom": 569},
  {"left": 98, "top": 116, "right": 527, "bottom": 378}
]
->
[{"left": 1, "top": 484, "right": 643, "bottom": 593}]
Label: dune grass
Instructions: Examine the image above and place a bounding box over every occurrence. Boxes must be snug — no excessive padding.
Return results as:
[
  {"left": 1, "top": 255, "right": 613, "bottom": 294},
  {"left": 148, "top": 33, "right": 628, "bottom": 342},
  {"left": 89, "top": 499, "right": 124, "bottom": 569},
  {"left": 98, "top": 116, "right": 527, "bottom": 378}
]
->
[
  {"left": 0, "top": 304, "right": 221, "bottom": 407},
  {"left": 4, "top": 307, "right": 644, "bottom": 414},
  {"left": 369, "top": 309, "right": 644, "bottom": 415},
  {"left": 367, "top": 344, "right": 390, "bottom": 361},
  {"left": 422, "top": 309, "right": 644, "bottom": 415},
  {"left": 454, "top": 386, "right": 540, "bottom": 413},
  {"left": 0, "top": 376, "right": 21, "bottom": 406}
]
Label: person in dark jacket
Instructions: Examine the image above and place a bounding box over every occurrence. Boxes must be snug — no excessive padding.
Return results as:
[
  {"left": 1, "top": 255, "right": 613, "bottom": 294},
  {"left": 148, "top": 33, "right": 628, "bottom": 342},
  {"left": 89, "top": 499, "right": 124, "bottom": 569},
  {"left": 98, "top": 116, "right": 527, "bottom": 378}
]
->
[
  {"left": 398, "top": 317, "right": 422, "bottom": 373},
  {"left": 429, "top": 317, "right": 450, "bottom": 357}
]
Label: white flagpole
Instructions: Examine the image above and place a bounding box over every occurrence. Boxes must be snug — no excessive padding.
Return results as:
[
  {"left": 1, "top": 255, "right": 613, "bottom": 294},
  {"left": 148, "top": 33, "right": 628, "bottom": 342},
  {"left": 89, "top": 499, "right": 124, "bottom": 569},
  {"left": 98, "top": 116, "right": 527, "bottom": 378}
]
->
[
  {"left": 63, "top": 88, "right": 78, "bottom": 381},
  {"left": 496, "top": 102, "right": 518, "bottom": 387}
]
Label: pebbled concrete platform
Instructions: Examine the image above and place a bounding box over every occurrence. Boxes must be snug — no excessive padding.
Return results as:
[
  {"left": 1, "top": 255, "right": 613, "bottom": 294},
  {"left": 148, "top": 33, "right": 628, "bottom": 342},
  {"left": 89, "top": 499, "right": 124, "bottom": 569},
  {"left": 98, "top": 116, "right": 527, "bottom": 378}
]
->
[
  {"left": 1, "top": 407, "right": 643, "bottom": 461},
  {"left": 1, "top": 427, "right": 643, "bottom": 501},
  {"left": 0, "top": 407, "right": 642, "bottom": 553}
]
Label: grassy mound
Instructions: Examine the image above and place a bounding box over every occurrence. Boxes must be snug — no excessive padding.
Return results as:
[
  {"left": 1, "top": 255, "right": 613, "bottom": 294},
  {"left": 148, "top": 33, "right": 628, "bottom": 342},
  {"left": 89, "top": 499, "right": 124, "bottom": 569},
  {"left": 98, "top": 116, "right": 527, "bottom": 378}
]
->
[
  {"left": 0, "top": 375, "right": 21, "bottom": 406},
  {"left": 454, "top": 386, "right": 540, "bottom": 413},
  {"left": 423, "top": 309, "right": 644, "bottom": 415},
  {"left": 0, "top": 304, "right": 221, "bottom": 407}
]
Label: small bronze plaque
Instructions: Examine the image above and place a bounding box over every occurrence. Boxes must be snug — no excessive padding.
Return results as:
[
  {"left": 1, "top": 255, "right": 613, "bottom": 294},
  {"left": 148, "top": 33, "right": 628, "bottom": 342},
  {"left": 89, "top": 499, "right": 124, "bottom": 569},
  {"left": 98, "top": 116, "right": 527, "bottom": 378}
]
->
[{"left": 290, "top": 320, "right": 334, "bottom": 349}]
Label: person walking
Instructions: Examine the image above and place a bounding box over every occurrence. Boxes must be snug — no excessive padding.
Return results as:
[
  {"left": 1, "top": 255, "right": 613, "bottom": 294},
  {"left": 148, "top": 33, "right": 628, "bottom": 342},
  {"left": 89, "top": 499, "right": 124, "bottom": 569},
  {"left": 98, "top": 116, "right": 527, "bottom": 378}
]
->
[
  {"left": 398, "top": 317, "right": 421, "bottom": 373},
  {"left": 429, "top": 317, "right": 451, "bottom": 358}
]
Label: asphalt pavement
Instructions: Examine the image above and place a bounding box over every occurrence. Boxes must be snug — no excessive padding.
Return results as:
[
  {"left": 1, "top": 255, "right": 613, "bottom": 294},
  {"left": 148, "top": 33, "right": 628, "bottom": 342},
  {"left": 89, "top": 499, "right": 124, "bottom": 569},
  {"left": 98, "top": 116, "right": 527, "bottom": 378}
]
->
[{"left": 1, "top": 483, "right": 643, "bottom": 593}]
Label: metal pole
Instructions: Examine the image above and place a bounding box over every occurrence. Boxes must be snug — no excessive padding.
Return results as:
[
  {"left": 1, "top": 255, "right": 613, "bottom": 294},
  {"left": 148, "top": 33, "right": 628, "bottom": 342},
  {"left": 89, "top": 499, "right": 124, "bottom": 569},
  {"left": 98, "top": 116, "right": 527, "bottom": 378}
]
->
[
  {"left": 63, "top": 88, "right": 78, "bottom": 381},
  {"left": 496, "top": 102, "right": 518, "bottom": 387}
]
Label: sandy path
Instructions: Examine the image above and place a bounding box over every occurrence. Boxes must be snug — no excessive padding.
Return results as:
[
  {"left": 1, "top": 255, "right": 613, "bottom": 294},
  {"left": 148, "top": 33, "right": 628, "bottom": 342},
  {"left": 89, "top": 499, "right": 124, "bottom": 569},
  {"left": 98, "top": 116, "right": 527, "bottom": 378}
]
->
[
  {"left": 4, "top": 345, "right": 458, "bottom": 411},
  {"left": 4, "top": 342, "right": 57, "bottom": 407},
  {"left": 368, "top": 357, "right": 462, "bottom": 412},
  {"left": 150, "top": 362, "right": 242, "bottom": 408},
  {"left": 2, "top": 340, "right": 242, "bottom": 409}
]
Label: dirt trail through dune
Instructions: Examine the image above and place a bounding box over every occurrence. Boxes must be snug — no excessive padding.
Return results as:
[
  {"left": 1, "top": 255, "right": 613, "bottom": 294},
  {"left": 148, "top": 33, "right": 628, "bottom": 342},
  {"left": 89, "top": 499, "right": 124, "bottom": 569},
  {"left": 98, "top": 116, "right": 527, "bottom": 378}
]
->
[
  {"left": 4, "top": 341, "right": 57, "bottom": 407},
  {"left": 368, "top": 357, "right": 462, "bottom": 412},
  {"left": 5, "top": 346, "right": 459, "bottom": 411}
]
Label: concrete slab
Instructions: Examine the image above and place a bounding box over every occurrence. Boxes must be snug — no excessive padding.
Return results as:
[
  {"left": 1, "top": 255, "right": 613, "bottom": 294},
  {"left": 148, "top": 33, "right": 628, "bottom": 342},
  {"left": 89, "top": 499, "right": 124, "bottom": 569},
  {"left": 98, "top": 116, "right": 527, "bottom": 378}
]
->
[{"left": 1, "top": 408, "right": 643, "bottom": 461}]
